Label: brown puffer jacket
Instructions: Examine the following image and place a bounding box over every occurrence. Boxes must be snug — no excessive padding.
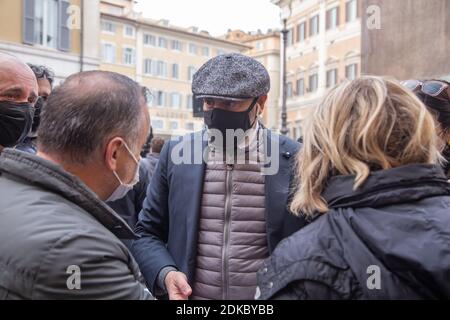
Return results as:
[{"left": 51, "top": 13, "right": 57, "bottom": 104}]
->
[{"left": 191, "top": 163, "right": 269, "bottom": 300}]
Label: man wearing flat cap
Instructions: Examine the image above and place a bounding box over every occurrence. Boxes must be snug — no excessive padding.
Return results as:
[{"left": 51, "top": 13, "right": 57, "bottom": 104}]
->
[{"left": 132, "top": 53, "right": 307, "bottom": 300}]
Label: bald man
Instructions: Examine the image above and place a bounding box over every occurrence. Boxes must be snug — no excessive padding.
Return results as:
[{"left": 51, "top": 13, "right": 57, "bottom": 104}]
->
[
  {"left": 0, "top": 52, "right": 38, "bottom": 152},
  {"left": 0, "top": 70, "right": 152, "bottom": 300}
]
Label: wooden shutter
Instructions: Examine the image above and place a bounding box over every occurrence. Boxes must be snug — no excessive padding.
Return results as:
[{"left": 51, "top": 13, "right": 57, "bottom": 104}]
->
[
  {"left": 23, "top": 0, "right": 35, "bottom": 44},
  {"left": 58, "top": 0, "right": 71, "bottom": 51}
]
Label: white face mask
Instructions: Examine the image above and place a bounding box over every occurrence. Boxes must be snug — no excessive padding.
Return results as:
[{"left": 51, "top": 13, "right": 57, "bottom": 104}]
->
[{"left": 106, "top": 141, "right": 140, "bottom": 202}]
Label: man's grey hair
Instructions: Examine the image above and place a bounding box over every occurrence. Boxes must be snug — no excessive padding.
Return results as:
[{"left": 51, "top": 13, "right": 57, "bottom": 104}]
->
[{"left": 38, "top": 71, "right": 148, "bottom": 164}]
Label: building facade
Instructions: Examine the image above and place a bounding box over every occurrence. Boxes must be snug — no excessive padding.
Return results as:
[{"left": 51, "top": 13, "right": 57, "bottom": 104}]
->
[
  {"left": 100, "top": 0, "right": 250, "bottom": 138},
  {"left": 361, "top": 0, "right": 450, "bottom": 82},
  {"left": 225, "top": 29, "right": 281, "bottom": 131},
  {"left": 272, "top": 0, "right": 362, "bottom": 140},
  {"left": 0, "top": 0, "right": 100, "bottom": 83}
]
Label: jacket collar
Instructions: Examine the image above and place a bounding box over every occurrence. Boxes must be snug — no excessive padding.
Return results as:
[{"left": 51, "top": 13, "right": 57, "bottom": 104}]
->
[
  {"left": 322, "top": 164, "right": 450, "bottom": 209},
  {"left": 0, "top": 149, "right": 136, "bottom": 239}
]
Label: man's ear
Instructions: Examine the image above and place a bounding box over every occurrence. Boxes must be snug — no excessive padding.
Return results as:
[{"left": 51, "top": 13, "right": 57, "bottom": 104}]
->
[
  {"left": 257, "top": 95, "right": 268, "bottom": 114},
  {"left": 104, "top": 137, "right": 124, "bottom": 172}
]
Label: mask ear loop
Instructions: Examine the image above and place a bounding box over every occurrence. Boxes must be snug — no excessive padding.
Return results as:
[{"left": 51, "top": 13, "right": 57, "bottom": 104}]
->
[
  {"left": 244, "top": 97, "right": 262, "bottom": 164},
  {"left": 246, "top": 97, "right": 260, "bottom": 128}
]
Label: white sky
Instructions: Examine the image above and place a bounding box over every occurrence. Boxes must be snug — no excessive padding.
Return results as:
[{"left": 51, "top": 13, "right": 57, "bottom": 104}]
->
[{"left": 135, "top": 0, "right": 282, "bottom": 36}]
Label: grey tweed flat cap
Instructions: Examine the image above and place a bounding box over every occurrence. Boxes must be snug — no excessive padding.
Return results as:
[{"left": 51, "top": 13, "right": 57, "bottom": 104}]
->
[{"left": 192, "top": 53, "right": 270, "bottom": 101}]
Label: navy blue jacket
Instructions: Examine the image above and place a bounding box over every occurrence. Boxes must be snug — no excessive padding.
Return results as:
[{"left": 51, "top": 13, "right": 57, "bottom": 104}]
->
[{"left": 132, "top": 130, "right": 307, "bottom": 293}]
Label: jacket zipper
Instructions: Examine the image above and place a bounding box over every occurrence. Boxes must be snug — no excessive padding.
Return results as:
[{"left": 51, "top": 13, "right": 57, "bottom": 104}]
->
[{"left": 222, "top": 164, "right": 233, "bottom": 300}]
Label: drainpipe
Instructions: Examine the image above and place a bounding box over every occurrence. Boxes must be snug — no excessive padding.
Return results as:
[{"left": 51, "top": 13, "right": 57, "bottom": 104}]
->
[{"left": 79, "top": 0, "right": 84, "bottom": 72}]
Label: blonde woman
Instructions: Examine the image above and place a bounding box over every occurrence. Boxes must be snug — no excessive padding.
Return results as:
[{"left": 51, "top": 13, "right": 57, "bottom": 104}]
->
[{"left": 256, "top": 76, "right": 450, "bottom": 300}]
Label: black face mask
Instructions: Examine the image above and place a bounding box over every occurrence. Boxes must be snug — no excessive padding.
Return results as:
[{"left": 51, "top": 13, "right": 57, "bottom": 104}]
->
[
  {"left": 204, "top": 97, "right": 259, "bottom": 136},
  {"left": 0, "top": 101, "right": 34, "bottom": 148}
]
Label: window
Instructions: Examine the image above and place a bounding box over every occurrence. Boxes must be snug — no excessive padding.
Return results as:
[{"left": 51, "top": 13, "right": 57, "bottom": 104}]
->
[
  {"left": 189, "top": 43, "right": 197, "bottom": 54},
  {"left": 202, "top": 47, "right": 210, "bottom": 56},
  {"left": 172, "top": 63, "right": 179, "bottom": 79},
  {"left": 101, "top": 21, "right": 116, "bottom": 34},
  {"left": 327, "top": 7, "right": 340, "bottom": 30},
  {"left": 171, "top": 93, "right": 182, "bottom": 108},
  {"left": 186, "top": 122, "right": 195, "bottom": 131},
  {"left": 346, "top": 64, "right": 358, "bottom": 80},
  {"left": 255, "top": 42, "right": 265, "bottom": 50},
  {"left": 123, "top": 47, "right": 135, "bottom": 65},
  {"left": 156, "top": 91, "right": 166, "bottom": 107},
  {"left": 157, "top": 61, "right": 167, "bottom": 77},
  {"left": 296, "top": 78, "right": 305, "bottom": 96},
  {"left": 186, "top": 95, "right": 194, "bottom": 110},
  {"left": 188, "top": 66, "right": 196, "bottom": 81},
  {"left": 172, "top": 40, "right": 182, "bottom": 51},
  {"left": 309, "top": 15, "right": 319, "bottom": 36},
  {"left": 296, "top": 22, "right": 306, "bottom": 42},
  {"left": 287, "top": 82, "right": 293, "bottom": 98},
  {"left": 159, "top": 37, "right": 168, "bottom": 48},
  {"left": 309, "top": 73, "right": 318, "bottom": 92},
  {"left": 124, "top": 25, "right": 135, "bottom": 38},
  {"left": 346, "top": 0, "right": 358, "bottom": 22},
  {"left": 145, "top": 88, "right": 155, "bottom": 107},
  {"left": 24, "top": 0, "right": 70, "bottom": 50},
  {"left": 144, "top": 59, "right": 156, "bottom": 75},
  {"left": 287, "top": 28, "right": 294, "bottom": 46},
  {"left": 151, "top": 119, "right": 164, "bottom": 129},
  {"left": 170, "top": 121, "right": 179, "bottom": 130},
  {"left": 326, "top": 69, "right": 338, "bottom": 87},
  {"left": 144, "top": 34, "right": 156, "bottom": 46},
  {"left": 102, "top": 43, "right": 116, "bottom": 63}
]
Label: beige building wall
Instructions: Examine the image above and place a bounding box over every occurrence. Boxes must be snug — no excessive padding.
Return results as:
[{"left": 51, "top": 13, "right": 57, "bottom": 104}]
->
[
  {"left": 0, "top": 0, "right": 100, "bottom": 82},
  {"left": 361, "top": 0, "right": 450, "bottom": 81},
  {"left": 100, "top": 9, "right": 249, "bottom": 138},
  {"left": 273, "top": 0, "right": 362, "bottom": 140}
]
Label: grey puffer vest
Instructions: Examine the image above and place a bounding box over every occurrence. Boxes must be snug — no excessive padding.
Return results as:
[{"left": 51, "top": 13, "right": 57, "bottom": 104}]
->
[{"left": 191, "top": 163, "right": 269, "bottom": 300}]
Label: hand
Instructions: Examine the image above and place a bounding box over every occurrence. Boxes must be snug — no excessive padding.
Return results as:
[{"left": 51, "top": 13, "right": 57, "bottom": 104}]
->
[{"left": 165, "top": 271, "right": 192, "bottom": 300}]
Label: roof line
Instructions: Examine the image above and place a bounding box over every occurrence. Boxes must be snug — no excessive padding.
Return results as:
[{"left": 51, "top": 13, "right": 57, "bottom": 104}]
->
[{"left": 100, "top": 13, "right": 252, "bottom": 49}]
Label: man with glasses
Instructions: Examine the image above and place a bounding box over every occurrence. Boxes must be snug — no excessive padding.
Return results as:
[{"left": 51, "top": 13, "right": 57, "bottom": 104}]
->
[
  {"left": 16, "top": 64, "right": 54, "bottom": 154},
  {"left": 132, "top": 53, "right": 307, "bottom": 300}
]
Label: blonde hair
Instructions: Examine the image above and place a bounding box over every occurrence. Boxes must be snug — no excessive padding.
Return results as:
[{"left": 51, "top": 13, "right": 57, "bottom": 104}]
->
[{"left": 290, "top": 76, "right": 441, "bottom": 217}]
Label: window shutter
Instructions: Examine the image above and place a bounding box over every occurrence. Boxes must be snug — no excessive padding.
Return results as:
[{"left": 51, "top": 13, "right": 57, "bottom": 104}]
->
[
  {"left": 326, "top": 10, "right": 330, "bottom": 30},
  {"left": 336, "top": 7, "right": 340, "bottom": 26},
  {"left": 346, "top": 1, "right": 350, "bottom": 22},
  {"left": 23, "top": 0, "right": 35, "bottom": 45},
  {"left": 58, "top": 0, "right": 71, "bottom": 51}
]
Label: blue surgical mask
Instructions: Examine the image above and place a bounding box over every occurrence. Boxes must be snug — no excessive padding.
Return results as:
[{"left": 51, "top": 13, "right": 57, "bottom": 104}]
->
[{"left": 106, "top": 142, "right": 140, "bottom": 202}]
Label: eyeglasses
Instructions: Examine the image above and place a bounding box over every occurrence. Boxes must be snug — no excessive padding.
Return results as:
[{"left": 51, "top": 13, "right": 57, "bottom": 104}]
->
[{"left": 401, "top": 79, "right": 449, "bottom": 98}]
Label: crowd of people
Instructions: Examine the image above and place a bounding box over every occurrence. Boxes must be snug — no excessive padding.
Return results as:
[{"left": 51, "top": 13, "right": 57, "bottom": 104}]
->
[{"left": 0, "top": 50, "right": 449, "bottom": 300}]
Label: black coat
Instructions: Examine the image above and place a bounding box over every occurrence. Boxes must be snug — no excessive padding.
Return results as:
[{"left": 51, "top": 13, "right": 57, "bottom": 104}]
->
[
  {"left": 131, "top": 130, "right": 307, "bottom": 294},
  {"left": 257, "top": 164, "right": 450, "bottom": 300}
]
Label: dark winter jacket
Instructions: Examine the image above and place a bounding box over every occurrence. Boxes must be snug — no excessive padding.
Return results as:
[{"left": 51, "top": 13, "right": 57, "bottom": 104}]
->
[
  {"left": 132, "top": 129, "right": 307, "bottom": 298},
  {"left": 257, "top": 164, "right": 450, "bottom": 300},
  {"left": 0, "top": 149, "right": 151, "bottom": 300}
]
